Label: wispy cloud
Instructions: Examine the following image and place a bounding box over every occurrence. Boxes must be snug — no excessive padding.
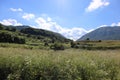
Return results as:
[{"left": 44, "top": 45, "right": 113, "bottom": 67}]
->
[
  {"left": 86, "top": 0, "right": 110, "bottom": 12},
  {"left": 0, "top": 19, "right": 22, "bottom": 26},
  {"left": 10, "top": 8, "right": 35, "bottom": 20},
  {"left": 22, "top": 13, "right": 35, "bottom": 20},
  {"left": 8, "top": 9, "right": 89, "bottom": 40},
  {"left": 35, "top": 17, "right": 88, "bottom": 40},
  {"left": 10, "top": 8, "right": 23, "bottom": 12}
]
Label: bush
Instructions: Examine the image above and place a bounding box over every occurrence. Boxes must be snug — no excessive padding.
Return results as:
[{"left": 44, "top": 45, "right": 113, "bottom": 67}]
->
[
  {"left": 50, "top": 43, "right": 65, "bottom": 50},
  {"left": 70, "top": 41, "right": 76, "bottom": 48},
  {"left": 0, "top": 31, "right": 25, "bottom": 44},
  {"left": 98, "top": 40, "right": 102, "bottom": 42},
  {"left": 44, "top": 42, "right": 49, "bottom": 46},
  {"left": 0, "top": 24, "right": 4, "bottom": 30},
  {"left": 10, "top": 27, "right": 16, "bottom": 32}
]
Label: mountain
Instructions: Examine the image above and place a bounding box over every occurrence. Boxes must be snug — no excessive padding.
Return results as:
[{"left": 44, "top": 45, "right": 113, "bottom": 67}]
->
[
  {"left": 77, "top": 26, "right": 120, "bottom": 41},
  {"left": 0, "top": 23, "right": 71, "bottom": 43},
  {"left": 15, "top": 25, "right": 30, "bottom": 30},
  {"left": 1, "top": 25, "right": 30, "bottom": 30},
  {"left": 20, "top": 27, "right": 69, "bottom": 42}
]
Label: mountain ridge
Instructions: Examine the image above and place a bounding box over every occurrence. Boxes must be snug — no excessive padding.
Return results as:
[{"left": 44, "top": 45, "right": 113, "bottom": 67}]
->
[
  {"left": 0, "top": 23, "right": 71, "bottom": 43},
  {"left": 77, "top": 26, "right": 120, "bottom": 41}
]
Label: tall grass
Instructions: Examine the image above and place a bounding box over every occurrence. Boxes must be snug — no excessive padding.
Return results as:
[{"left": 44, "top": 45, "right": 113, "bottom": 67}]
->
[{"left": 0, "top": 47, "right": 120, "bottom": 80}]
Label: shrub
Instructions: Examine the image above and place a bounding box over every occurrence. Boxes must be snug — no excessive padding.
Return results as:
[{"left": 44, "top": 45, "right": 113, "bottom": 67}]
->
[
  {"left": 70, "top": 41, "right": 76, "bottom": 48},
  {"left": 10, "top": 27, "right": 16, "bottom": 32},
  {"left": 0, "top": 24, "right": 4, "bottom": 30},
  {"left": 0, "top": 31, "right": 25, "bottom": 44},
  {"left": 44, "top": 42, "right": 49, "bottom": 46},
  {"left": 98, "top": 40, "right": 102, "bottom": 42},
  {"left": 86, "top": 38, "right": 90, "bottom": 41},
  {"left": 50, "top": 43, "right": 65, "bottom": 50}
]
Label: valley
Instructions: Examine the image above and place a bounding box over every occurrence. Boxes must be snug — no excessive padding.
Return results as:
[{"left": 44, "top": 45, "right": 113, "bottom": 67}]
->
[{"left": 0, "top": 23, "right": 120, "bottom": 80}]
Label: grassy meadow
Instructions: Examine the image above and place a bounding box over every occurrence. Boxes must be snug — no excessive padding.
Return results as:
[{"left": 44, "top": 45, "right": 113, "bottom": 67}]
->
[{"left": 0, "top": 43, "right": 120, "bottom": 80}]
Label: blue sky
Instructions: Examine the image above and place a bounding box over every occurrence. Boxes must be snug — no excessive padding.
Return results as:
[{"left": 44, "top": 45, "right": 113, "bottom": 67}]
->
[{"left": 0, "top": 0, "right": 120, "bottom": 40}]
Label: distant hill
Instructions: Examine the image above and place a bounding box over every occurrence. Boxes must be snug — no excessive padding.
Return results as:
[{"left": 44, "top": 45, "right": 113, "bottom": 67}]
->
[
  {"left": 20, "top": 27, "right": 69, "bottom": 42},
  {"left": 0, "top": 24, "right": 30, "bottom": 30},
  {"left": 77, "top": 26, "right": 120, "bottom": 41},
  {"left": 0, "top": 23, "right": 71, "bottom": 43}
]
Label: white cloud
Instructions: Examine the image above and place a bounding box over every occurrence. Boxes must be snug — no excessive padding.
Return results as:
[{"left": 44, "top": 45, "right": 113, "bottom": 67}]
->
[
  {"left": 118, "top": 23, "right": 120, "bottom": 26},
  {"left": 60, "top": 27, "right": 88, "bottom": 40},
  {"left": 10, "top": 8, "right": 35, "bottom": 20},
  {"left": 86, "top": 0, "right": 110, "bottom": 12},
  {"left": 0, "top": 19, "right": 22, "bottom": 26},
  {"left": 35, "top": 17, "right": 88, "bottom": 40},
  {"left": 22, "top": 13, "right": 35, "bottom": 20},
  {"left": 10, "top": 8, "right": 23, "bottom": 12},
  {"left": 111, "top": 22, "right": 120, "bottom": 26},
  {"left": 47, "top": 17, "right": 52, "bottom": 22}
]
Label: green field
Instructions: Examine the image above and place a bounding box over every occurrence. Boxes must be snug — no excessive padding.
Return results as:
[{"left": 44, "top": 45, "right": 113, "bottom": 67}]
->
[
  {"left": 74, "top": 40, "right": 120, "bottom": 50},
  {"left": 0, "top": 44, "right": 120, "bottom": 80}
]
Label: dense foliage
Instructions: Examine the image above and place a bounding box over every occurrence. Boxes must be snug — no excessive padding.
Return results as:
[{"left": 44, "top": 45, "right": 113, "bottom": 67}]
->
[
  {"left": 0, "top": 47, "right": 120, "bottom": 80},
  {"left": 20, "top": 27, "right": 70, "bottom": 42},
  {"left": 0, "top": 23, "right": 120, "bottom": 80},
  {"left": 50, "top": 43, "right": 65, "bottom": 50},
  {"left": 0, "top": 31, "right": 25, "bottom": 44},
  {"left": 0, "top": 23, "right": 72, "bottom": 47}
]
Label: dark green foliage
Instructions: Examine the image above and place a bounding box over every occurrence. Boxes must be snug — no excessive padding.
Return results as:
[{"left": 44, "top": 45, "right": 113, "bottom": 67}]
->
[
  {"left": 5, "top": 27, "right": 11, "bottom": 31},
  {"left": 86, "top": 38, "right": 90, "bottom": 41},
  {"left": 70, "top": 41, "right": 76, "bottom": 48},
  {"left": 4, "top": 26, "right": 17, "bottom": 32},
  {"left": 70, "top": 42, "right": 80, "bottom": 48},
  {"left": 15, "top": 25, "right": 30, "bottom": 30},
  {"left": 20, "top": 27, "right": 69, "bottom": 42},
  {"left": 44, "top": 42, "right": 49, "bottom": 46},
  {"left": 10, "top": 27, "right": 16, "bottom": 32},
  {"left": 0, "top": 23, "right": 72, "bottom": 45},
  {"left": 98, "top": 40, "right": 102, "bottom": 42},
  {"left": 14, "top": 36, "right": 25, "bottom": 44},
  {"left": 0, "top": 31, "right": 25, "bottom": 44},
  {"left": 50, "top": 43, "right": 65, "bottom": 50},
  {"left": 0, "top": 23, "right": 4, "bottom": 30}
]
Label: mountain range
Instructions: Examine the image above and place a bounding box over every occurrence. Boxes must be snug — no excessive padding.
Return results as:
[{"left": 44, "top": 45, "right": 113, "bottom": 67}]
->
[{"left": 1, "top": 23, "right": 120, "bottom": 42}]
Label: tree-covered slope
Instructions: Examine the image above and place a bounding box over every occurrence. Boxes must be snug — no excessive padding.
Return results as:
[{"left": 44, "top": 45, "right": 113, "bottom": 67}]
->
[
  {"left": 78, "top": 26, "right": 120, "bottom": 41},
  {"left": 20, "top": 27, "right": 69, "bottom": 42},
  {"left": 0, "top": 23, "right": 71, "bottom": 43}
]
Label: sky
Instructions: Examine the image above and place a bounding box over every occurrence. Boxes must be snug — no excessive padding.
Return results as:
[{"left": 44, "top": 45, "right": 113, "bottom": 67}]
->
[{"left": 0, "top": 0, "right": 120, "bottom": 40}]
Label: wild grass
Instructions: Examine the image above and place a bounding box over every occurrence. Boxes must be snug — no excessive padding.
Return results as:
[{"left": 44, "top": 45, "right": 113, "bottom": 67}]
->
[
  {"left": 77, "top": 40, "right": 120, "bottom": 50},
  {"left": 0, "top": 47, "right": 120, "bottom": 80}
]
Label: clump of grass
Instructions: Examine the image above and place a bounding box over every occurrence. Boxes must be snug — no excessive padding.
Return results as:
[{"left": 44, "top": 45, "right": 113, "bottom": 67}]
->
[{"left": 0, "top": 48, "right": 120, "bottom": 80}]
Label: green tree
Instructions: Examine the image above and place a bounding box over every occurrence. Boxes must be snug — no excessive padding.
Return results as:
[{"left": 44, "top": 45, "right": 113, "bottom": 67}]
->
[
  {"left": 11, "top": 27, "right": 16, "bottom": 32},
  {"left": 0, "top": 31, "right": 25, "bottom": 44},
  {"left": 86, "top": 38, "right": 90, "bottom": 41},
  {"left": 0, "top": 23, "right": 4, "bottom": 29},
  {"left": 50, "top": 43, "right": 65, "bottom": 50},
  {"left": 70, "top": 41, "right": 76, "bottom": 48}
]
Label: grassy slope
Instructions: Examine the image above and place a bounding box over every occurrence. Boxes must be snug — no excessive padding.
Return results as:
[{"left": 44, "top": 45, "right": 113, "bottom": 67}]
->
[
  {"left": 0, "top": 23, "right": 70, "bottom": 43},
  {"left": 0, "top": 46, "right": 120, "bottom": 80},
  {"left": 77, "top": 40, "right": 120, "bottom": 50}
]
